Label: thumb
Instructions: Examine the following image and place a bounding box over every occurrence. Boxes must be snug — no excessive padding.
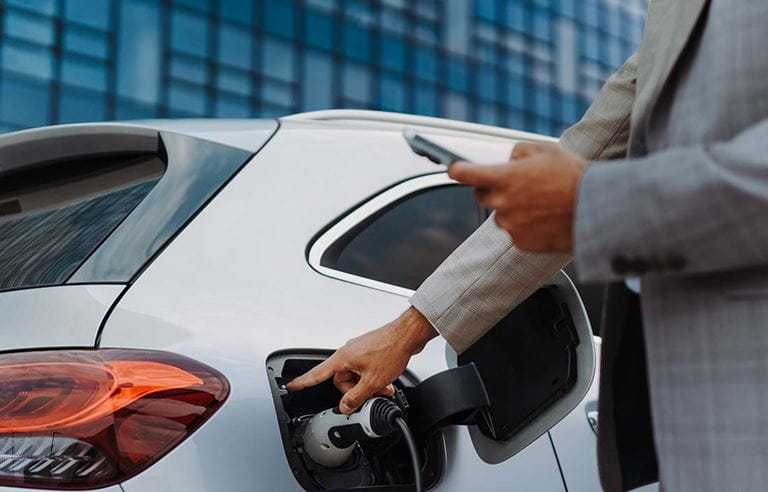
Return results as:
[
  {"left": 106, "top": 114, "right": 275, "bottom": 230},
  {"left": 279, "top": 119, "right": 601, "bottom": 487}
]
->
[
  {"left": 448, "top": 162, "right": 507, "bottom": 187},
  {"left": 286, "top": 357, "right": 336, "bottom": 392},
  {"left": 339, "top": 376, "right": 378, "bottom": 415}
]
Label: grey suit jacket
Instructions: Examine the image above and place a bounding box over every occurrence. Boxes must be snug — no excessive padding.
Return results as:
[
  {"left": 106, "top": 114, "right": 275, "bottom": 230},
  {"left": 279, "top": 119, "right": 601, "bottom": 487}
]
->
[{"left": 412, "top": 0, "right": 768, "bottom": 490}]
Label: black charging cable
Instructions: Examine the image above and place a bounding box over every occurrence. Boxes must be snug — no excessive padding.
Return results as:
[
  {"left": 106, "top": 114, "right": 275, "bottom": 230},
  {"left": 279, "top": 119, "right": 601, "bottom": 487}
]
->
[
  {"left": 369, "top": 399, "right": 424, "bottom": 492},
  {"left": 394, "top": 416, "right": 424, "bottom": 492}
]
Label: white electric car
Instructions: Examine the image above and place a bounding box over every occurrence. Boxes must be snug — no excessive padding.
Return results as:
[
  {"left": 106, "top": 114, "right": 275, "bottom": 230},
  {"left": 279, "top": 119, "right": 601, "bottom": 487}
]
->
[{"left": 0, "top": 110, "right": 623, "bottom": 491}]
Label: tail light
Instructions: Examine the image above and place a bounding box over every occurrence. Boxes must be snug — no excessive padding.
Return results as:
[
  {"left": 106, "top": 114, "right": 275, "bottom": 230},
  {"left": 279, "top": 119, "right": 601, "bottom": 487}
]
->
[{"left": 0, "top": 349, "right": 229, "bottom": 489}]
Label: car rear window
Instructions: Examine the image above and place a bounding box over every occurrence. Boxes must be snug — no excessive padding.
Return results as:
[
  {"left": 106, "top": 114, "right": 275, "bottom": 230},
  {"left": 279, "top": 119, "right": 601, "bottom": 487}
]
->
[
  {"left": 0, "top": 153, "right": 165, "bottom": 291},
  {"left": 322, "top": 185, "right": 485, "bottom": 290}
]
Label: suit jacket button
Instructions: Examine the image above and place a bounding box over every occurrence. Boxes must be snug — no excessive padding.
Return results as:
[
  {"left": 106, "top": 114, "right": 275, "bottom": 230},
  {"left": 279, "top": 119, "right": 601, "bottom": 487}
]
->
[{"left": 612, "top": 256, "right": 631, "bottom": 275}]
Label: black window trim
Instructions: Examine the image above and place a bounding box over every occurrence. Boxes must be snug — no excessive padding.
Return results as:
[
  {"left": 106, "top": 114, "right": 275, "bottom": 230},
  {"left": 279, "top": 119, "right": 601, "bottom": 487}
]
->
[{"left": 307, "top": 172, "right": 463, "bottom": 297}]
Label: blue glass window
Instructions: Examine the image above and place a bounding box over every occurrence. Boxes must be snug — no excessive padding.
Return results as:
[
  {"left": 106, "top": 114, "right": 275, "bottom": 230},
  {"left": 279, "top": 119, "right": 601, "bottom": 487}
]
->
[
  {"left": 1, "top": 42, "right": 53, "bottom": 80},
  {"left": 307, "top": 0, "right": 336, "bottom": 11},
  {"left": 171, "top": 9, "right": 210, "bottom": 57},
  {"left": 218, "top": 23, "right": 252, "bottom": 69},
  {"left": 379, "top": 35, "right": 405, "bottom": 73},
  {"left": 478, "top": 103, "right": 498, "bottom": 126},
  {"left": 343, "top": 24, "right": 370, "bottom": 61},
  {"left": 534, "top": 87, "right": 552, "bottom": 117},
  {"left": 381, "top": 9, "right": 406, "bottom": 34},
  {"left": 447, "top": 57, "right": 468, "bottom": 92},
  {"left": 379, "top": 75, "right": 406, "bottom": 112},
  {"left": 261, "top": 79, "right": 294, "bottom": 107},
  {"left": 219, "top": 0, "right": 254, "bottom": 24},
  {"left": 65, "top": 28, "right": 109, "bottom": 59},
  {"left": 168, "top": 83, "right": 207, "bottom": 115},
  {"left": 506, "top": 52, "right": 526, "bottom": 74},
  {"left": 59, "top": 87, "right": 106, "bottom": 123},
  {"left": 346, "top": 0, "right": 374, "bottom": 25},
  {"left": 476, "top": 0, "right": 497, "bottom": 22},
  {"left": 265, "top": 0, "right": 295, "bottom": 38},
  {"left": 559, "top": 0, "right": 577, "bottom": 18},
  {"left": 5, "top": 0, "right": 55, "bottom": 15},
  {"left": 61, "top": 57, "right": 107, "bottom": 92},
  {"left": 560, "top": 94, "right": 582, "bottom": 124},
  {"left": 505, "top": 75, "right": 525, "bottom": 110},
  {"left": 583, "top": 31, "right": 600, "bottom": 61},
  {"left": 444, "top": 92, "right": 468, "bottom": 121},
  {"left": 117, "top": 0, "right": 161, "bottom": 104},
  {"left": 414, "top": 85, "right": 437, "bottom": 116},
  {"left": 343, "top": 63, "right": 370, "bottom": 102},
  {"left": 506, "top": 111, "right": 526, "bottom": 131},
  {"left": 535, "top": 117, "right": 553, "bottom": 136},
  {"left": 0, "top": 77, "right": 50, "bottom": 127},
  {"left": 305, "top": 10, "right": 334, "bottom": 51},
  {"left": 505, "top": 2, "right": 527, "bottom": 32},
  {"left": 175, "top": 0, "right": 211, "bottom": 12},
  {"left": 477, "top": 66, "right": 497, "bottom": 100},
  {"left": 216, "top": 94, "right": 251, "bottom": 117},
  {"left": 170, "top": 56, "right": 207, "bottom": 84},
  {"left": 263, "top": 38, "right": 295, "bottom": 82},
  {"left": 217, "top": 68, "right": 251, "bottom": 96},
  {"left": 533, "top": 9, "right": 552, "bottom": 42},
  {"left": 115, "top": 99, "right": 157, "bottom": 120},
  {"left": 4, "top": 10, "right": 54, "bottom": 46},
  {"left": 583, "top": 1, "right": 600, "bottom": 28},
  {"left": 414, "top": 47, "right": 437, "bottom": 82},
  {"left": 64, "top": 0, "right": 110, "bottom": 29},
  {"left": 303, "top": 51, "right": 333, "bottom": 110}
]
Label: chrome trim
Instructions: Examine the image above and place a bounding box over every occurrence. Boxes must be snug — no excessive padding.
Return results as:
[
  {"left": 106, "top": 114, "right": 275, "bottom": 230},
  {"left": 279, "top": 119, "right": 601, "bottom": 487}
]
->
[
  {"left": 284, "top": 110, "right": 558, "bottom": 143},
  {"left": 307, "top": 173, "right": 456, "bottom": 298}
]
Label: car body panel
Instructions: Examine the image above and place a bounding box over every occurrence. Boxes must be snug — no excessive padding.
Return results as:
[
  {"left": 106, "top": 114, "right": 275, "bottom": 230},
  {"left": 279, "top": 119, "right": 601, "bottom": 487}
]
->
[
  {"left": 0, "top": 284, "right": 123, "bottom": 351},
  {"left": 99, "top": 119, "right": 593, "bottom": 490},
  {"left": 0, "top": 112, "right": 603, "bottom": 491}
]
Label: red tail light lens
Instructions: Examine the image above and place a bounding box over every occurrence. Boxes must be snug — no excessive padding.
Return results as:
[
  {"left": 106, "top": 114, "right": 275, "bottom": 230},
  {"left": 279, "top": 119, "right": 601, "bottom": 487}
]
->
[{"left": 0, "top": 349, "right": 229, "bottom": 489}]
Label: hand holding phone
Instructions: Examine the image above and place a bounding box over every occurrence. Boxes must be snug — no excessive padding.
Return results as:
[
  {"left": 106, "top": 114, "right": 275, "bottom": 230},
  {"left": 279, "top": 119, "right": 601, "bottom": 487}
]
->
[{"left": 402, "top": 129, "right": 467, "bottom": 167}]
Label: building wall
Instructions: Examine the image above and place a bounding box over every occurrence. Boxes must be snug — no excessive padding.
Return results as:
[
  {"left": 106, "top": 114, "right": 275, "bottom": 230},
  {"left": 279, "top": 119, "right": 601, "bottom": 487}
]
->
[{"left": 0, "top": 0, "right": 647, "bottom": 135}]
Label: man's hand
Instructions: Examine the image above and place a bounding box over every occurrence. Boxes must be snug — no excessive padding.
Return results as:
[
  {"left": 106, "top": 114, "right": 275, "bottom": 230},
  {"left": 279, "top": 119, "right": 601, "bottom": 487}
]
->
[
  {"left": 286, "top": 307, "right": 438, "bottom": 415},
  {"left": 449, "top": 142, "right": 587, "bottom": 253}
]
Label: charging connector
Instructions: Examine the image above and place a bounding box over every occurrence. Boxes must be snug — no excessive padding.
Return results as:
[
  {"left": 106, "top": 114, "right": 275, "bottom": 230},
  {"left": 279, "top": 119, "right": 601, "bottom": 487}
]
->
[{"left": 302, "top": 398, "right": 424, "bottom": 491}]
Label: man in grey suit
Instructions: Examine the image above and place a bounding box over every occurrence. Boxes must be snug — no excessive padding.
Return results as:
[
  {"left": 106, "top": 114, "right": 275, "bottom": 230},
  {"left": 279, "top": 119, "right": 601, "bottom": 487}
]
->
[{"left": 290, "top": 1, "right": 768, "bottom": 489}]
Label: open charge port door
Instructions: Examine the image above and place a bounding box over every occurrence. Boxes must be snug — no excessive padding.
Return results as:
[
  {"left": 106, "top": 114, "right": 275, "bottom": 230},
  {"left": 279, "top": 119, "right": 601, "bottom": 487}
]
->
[
  {"left": 267, "top": 274, "right": 595, "bottom": 487},
  {"left": 266, "top": 352, "right": 445, "bottom": 491},
  {"left": 454, "top": 279, "right": 596, "bottom": 464}
]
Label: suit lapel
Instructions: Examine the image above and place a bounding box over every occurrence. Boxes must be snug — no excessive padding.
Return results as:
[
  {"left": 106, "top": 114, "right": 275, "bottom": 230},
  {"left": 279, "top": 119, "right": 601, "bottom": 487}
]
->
[{"left": 633, "top": 0, "right": 710, "bottom": 133}]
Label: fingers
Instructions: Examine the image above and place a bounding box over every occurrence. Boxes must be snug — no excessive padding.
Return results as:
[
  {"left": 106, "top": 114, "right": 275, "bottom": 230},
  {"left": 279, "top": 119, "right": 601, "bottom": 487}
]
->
[
  {"left": 510, "top": 141, "right": 554, "bottom": 160},
  {"left": 377, "top": 384, "right": 396, "bottom": 398},
  {"left": 333, "top": 370, "right": 358, "bottom": 394},
  {"left": 339, "top": 376, "right": 378, "bottom": 415},
  {"left": 448, "top": 162, "right": 508, "bottom": 187},
  {"left": 286, "top": 357, "right": 337, "bottom": 392},
  {"left": 510, "top": 141, "right": 536, "bottom": 160}
]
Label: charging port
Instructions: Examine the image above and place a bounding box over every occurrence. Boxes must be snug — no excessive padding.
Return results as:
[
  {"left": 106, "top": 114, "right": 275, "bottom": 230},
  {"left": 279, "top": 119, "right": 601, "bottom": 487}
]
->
[{"left": 266, "top": 351, "right": 444, "bottom": 491}]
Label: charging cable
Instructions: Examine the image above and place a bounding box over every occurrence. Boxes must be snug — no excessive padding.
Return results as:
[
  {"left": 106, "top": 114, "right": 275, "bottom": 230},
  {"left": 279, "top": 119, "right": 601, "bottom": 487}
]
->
[{"left": 394, "top": 415, "right": 423, "bottom": 492}]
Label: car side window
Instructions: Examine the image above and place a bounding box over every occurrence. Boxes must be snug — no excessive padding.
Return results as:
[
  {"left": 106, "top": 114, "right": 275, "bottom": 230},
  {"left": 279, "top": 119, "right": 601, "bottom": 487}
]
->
[
  {"left": 0, "top": 153, "right": 165, "bottom": 291},
  {"left": 321, "top": 185, "right": 485, "bottom": 290}
]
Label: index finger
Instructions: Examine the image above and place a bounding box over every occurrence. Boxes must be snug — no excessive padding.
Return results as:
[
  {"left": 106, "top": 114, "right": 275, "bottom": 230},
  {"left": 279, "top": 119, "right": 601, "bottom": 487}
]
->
[
  {"left": 448, "top": 162, "right": 508, "bottom": 187},
  {"left": 285, "top": 357, "right": 337, "bottom": 392}
]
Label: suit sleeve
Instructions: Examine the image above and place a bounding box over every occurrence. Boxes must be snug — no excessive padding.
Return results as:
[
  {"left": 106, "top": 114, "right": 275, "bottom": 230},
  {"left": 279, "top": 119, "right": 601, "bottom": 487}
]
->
[
  {"left": 410, "top": 53, "right": 639, "bottom": 354},
  {"left": 575, "top": 116, "right": 768, "bottom": 282}
]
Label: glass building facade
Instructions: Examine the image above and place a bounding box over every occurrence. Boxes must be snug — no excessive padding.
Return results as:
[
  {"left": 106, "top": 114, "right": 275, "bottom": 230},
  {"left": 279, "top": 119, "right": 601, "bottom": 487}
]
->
[{"left": 0, "top": 0, "right": 647, "bottom": 135}]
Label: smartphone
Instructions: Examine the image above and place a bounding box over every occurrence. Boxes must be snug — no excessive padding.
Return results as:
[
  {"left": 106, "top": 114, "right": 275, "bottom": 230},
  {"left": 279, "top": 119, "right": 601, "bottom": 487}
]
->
[{"left": 403, "top": 128, "right": 467, "bottom": 167}]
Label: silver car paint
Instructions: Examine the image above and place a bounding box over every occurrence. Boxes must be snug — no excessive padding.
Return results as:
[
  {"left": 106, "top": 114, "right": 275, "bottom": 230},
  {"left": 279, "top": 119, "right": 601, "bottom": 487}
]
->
[
  {"left": 101, "top": 118, "right": 594, "bottom": 491},
  {"left": 0, "top": 285, "right": 123, "bottom": 351}
]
